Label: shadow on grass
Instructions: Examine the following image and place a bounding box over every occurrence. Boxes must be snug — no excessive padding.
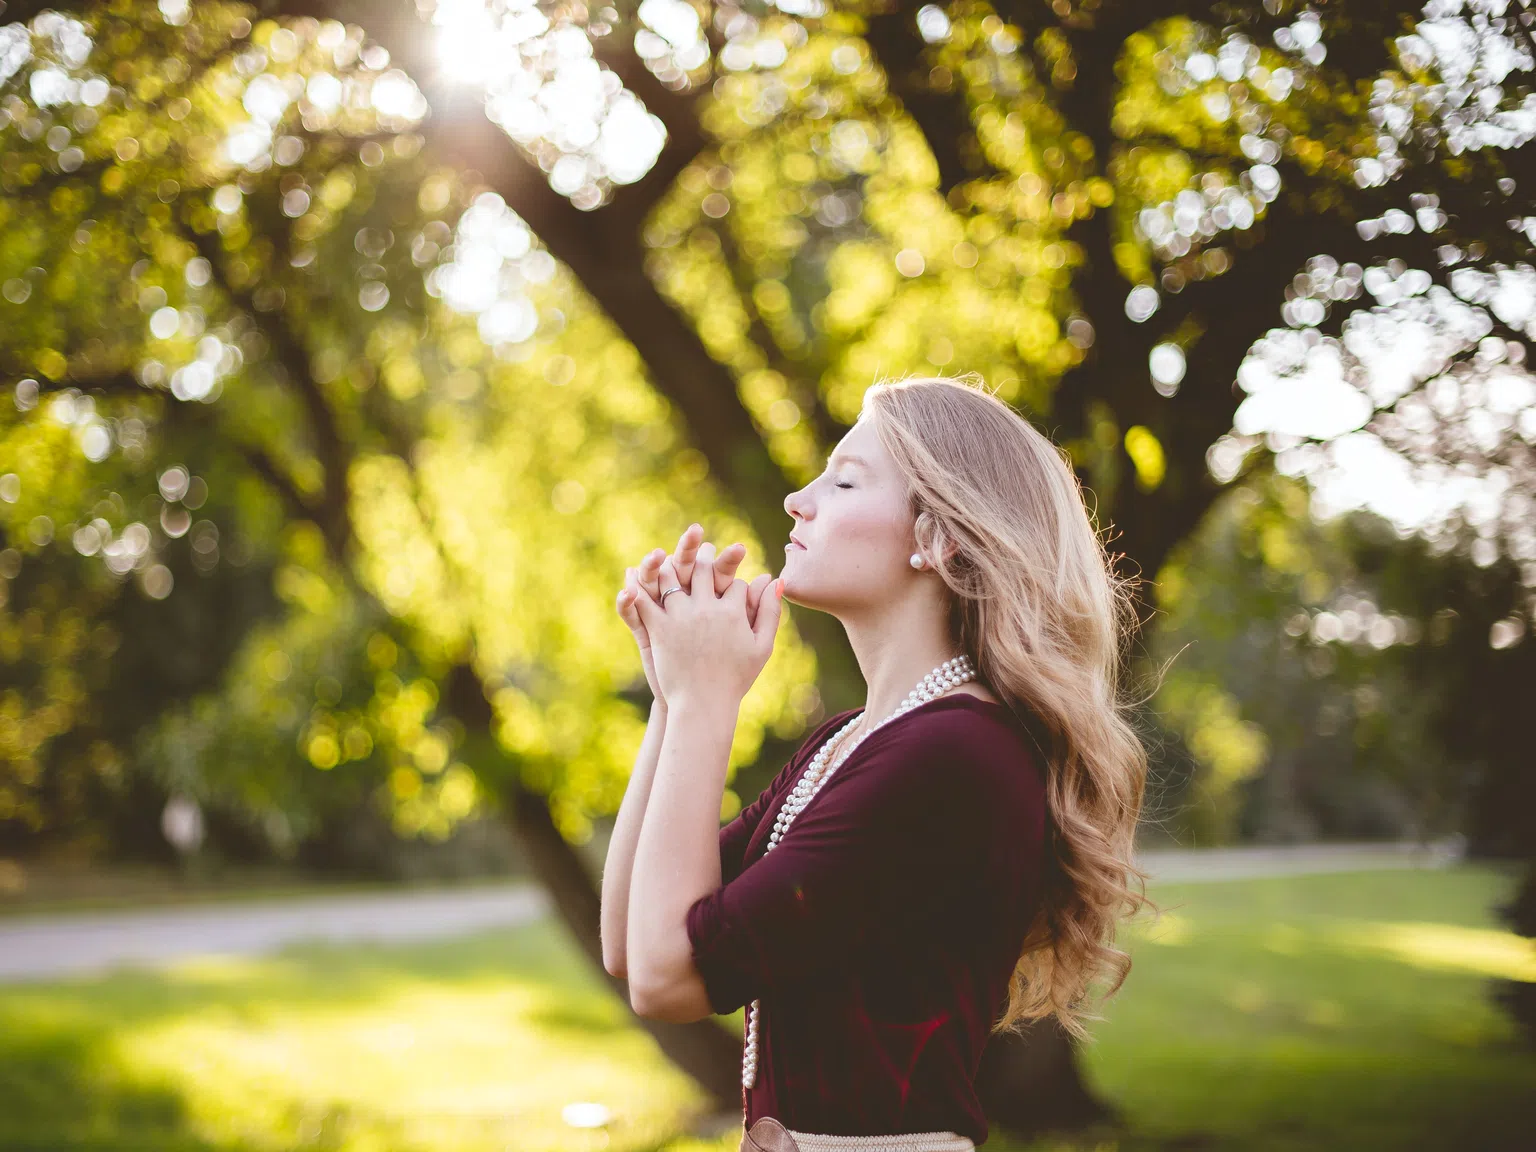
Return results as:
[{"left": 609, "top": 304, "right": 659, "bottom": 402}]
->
[
  {"left": 0, "top": 920, "right": 709, "bottom": 1152},
  {"left": 1, "top": 1002, "right": 401, "bottom": 1151},
  {"left": 0, "top": 1011, "right": 240, "bottom": 1152}
]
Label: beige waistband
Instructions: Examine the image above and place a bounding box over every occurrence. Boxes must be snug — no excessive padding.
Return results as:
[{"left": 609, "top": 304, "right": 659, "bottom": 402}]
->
[{"left": 785, "top": 1130, "right": 974, "bottom": 1152}]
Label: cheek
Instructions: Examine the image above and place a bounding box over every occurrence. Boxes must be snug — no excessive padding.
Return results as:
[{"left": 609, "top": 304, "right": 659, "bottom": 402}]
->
[{"left": 825, "top": 499, "right": 906, "bottom": 557}]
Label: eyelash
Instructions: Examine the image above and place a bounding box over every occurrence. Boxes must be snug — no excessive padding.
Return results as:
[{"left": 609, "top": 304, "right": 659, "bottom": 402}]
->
[{"left": 834, "top": 482, "right": 853, "bottom": 489}]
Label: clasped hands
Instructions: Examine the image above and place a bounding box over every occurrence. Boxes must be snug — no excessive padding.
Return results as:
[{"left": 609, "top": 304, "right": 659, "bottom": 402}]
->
[{"left": 615, "top": 523, "right": 784, "bottom": 712}]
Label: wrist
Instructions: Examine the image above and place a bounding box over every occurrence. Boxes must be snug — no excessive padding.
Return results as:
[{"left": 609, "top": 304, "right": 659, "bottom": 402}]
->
[{"left": 666, "top": 690, "right": 742, "bottom": 721}]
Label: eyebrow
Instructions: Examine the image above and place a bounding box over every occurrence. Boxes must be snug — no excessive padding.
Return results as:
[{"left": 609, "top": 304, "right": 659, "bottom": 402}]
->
[{"left": 827, "top": 452, "right": 869, "bottom": 470}]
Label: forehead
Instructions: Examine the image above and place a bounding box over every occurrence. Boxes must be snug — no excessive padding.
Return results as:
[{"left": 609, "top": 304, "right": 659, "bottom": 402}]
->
[{"left": 828, "top": 424, "right": 880, "bottom": 469}]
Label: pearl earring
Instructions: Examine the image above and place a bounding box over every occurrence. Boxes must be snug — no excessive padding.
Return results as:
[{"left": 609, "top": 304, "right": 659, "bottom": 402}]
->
[{"left": 910, "top": 553, "right": 925, "bottom": 569}]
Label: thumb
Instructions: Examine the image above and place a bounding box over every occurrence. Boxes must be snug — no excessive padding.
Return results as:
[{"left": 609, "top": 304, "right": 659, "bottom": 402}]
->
[
  {"left": 753, "top": 577, "right": 785, "bottom": 650},
  {"left": 618, "top": 568, "right": 644, "bottom": 632}
]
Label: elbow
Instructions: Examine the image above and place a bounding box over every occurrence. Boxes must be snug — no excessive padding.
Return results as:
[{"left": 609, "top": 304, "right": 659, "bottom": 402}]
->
[
  {"left": 599, "top": 890, "right": 623, "bottom": 976},
  {"left": 598, "top": 905, "right": 627, "bottom": 978},
  {"left": 600, "top": 923, "right": 627, "bottom": 979},
  {"left": 630, "top": 989, "right": 708, "bottom": 1024},
  {"left": 624, "top": 914, "right": 715, "bottom": 1021},
  {"left": 628, "top": 986, "right": 671, "bottom": 1021},
  {"left": 627, "top": 968, "right": 713, "bottom": 1024},
  {"left": 626, "top": 968, "right": 671, "bottom": 1020},
  {"left": 626, "top": 970, "right": 715, "bottom": 1026}
]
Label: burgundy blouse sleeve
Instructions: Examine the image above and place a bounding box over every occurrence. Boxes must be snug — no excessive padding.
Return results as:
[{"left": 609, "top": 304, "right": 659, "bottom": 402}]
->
[
  {"left": 717, "top": 769, "right": 788, "bottom": 887},
  {"left": 687, "top": 711, "right": 1011, "bottom": 1017},
  {"left": 718, "top": 711, "right": 856, "bottom": 886}
]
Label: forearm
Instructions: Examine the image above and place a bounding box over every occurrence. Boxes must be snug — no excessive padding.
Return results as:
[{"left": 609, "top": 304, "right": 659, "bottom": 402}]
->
[
  {"left": 626, "top": 694, "right": 738, "bottom": 1014},
  {"left": 600, "top": 700, "right": 668, "bottom": 977}
]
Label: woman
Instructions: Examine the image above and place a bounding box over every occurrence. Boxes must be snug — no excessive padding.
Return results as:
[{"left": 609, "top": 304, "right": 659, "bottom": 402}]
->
[{"left": 601, "top": 376, "right": 1151, "bottom": 1151}]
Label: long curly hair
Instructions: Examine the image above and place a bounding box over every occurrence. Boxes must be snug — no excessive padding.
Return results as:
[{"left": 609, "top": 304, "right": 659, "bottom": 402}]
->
[{"left": 862, "top": 374, "right": 1156, "bottom": 1041}]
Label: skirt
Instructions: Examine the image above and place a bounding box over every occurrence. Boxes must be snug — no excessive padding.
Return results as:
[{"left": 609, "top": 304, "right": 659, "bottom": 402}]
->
[{"left": 741, "top": 1117, "right": 975, "bottom": 1152}]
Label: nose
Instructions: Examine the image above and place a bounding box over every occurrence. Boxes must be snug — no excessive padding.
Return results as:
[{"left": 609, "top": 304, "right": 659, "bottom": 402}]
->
[{"left": 784, "top": 486, "right": 805, "bottom": 521}]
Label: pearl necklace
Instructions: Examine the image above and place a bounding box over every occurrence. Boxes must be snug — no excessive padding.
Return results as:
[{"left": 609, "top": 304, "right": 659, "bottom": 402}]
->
[{"left": 741, "top": 654, "right": 977, "bottom": 1092}]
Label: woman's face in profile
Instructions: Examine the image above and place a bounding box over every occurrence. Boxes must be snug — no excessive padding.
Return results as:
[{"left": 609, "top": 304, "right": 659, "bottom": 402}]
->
[{"left": 781, "top": 418, "right": 917, "bottom": 616}]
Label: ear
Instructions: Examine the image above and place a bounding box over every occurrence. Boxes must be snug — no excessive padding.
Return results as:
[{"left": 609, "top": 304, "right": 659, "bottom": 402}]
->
[{"left": 912, "top": 511, "right": 962, "bottom": 566}]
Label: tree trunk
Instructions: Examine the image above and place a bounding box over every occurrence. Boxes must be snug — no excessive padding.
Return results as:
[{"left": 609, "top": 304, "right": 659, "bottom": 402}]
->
[
  {"left": 443, "top": 665, "right": 744, "bottom": 1106},
  {"left": 977, "top": 1021, "right": 1116, "bottom": 1138},
  {"left": 502, "top": 770, "right": 746, "bottom": 1107}
]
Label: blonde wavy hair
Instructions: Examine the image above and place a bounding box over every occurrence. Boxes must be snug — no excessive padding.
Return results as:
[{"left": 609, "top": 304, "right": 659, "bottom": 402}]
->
[{"left": 862, "top": 374, "right": 1156, "bottom": 1041}]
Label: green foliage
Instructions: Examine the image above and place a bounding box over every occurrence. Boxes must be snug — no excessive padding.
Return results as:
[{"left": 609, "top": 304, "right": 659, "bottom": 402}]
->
[
  {"left": 1151, "top": 467, "right": 1497, "bottom": 844},
  {"left": 2, "top": 0, "right": 1532, "bottom": 867},
  {"left": 0, "top": 5, "right": 814, "bottom": 857}
]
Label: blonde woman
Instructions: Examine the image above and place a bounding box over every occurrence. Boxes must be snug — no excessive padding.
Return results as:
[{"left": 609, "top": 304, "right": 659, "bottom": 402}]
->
[{"left": 601, "top": 376, "right": 1151, "bottom": 1151}]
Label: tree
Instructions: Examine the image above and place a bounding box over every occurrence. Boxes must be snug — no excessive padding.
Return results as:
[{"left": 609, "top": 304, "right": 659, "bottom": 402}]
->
[
  {"left": 1150, "top": 464, "right": 1489, "bottom": 847},
  {"left": 0, "top": 1, "right": 822, "bottom": 1102},
  {"left": 4, "top": 0, "right": 1534, "bottom": 1136}
]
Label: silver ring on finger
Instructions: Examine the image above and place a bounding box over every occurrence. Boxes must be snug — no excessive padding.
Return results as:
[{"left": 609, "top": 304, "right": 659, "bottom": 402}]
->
[{"left": 660, "top": 586, "right": 685, "bottom": 605}]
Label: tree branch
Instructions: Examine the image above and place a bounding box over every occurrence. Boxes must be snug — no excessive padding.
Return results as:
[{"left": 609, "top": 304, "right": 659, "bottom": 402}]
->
[
  {"left": 223, "top": 437, "right": 327, "bottom": 528},
  {"left": 865, "top": 10, "right": 1003, "bottom": 198},
  {"left": 175, "top": 219, "right": 353, "bottom": 557},
  {"left": 249, "top": 1, "right": 810, "bottom": 582},
  {"left": 8, "top": 366, "right": 331, "bottom": 532},
  {"left": 0, "top": 0, "right": 53, "bottom": 28},
  {"left": 711, "top": 220, "right": 847, "bottom": 455}
]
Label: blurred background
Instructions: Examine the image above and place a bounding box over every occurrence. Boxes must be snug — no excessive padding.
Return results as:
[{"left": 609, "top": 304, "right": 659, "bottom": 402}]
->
[{"left": 0, "top": 0, "right": 1533, "bottom": 1149}]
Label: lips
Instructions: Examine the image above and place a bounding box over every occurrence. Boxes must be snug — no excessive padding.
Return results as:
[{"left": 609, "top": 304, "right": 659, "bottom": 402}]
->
[{"left": 786, "top": 535, "right": 807, "bottom": 550}]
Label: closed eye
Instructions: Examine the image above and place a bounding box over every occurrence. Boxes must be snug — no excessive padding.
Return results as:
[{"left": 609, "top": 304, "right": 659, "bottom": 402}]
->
[{"left": 835, "top": 482, "right": 853, "bottom": 489}]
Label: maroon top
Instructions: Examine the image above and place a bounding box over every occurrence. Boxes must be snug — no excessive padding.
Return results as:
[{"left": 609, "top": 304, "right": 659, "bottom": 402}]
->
[{"left": 685, "top": 693, "right": 1048, "bottom": 1141}]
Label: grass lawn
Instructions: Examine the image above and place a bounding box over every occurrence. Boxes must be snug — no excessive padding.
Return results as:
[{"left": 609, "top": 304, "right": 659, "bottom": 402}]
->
[
  {"left": 1077, "top": 865, "right": 1535, "bottom": 1152},
  {"left": 0, "top": 864, "right": 1531, "bottom": 1152}
]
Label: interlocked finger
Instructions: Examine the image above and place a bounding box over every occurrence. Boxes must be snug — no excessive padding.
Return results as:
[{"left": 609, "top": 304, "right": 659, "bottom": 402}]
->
[
  {"left": 640, "top": 523, "right": 702, "bottom": 603},
  {"left": 690, "top": 541, "right": 718, "bottom": 597},
  {"left": 668, "top": 523, "right": 705, "bottom": 594},
  {"left": 636, "top": 526, "right": 751, "bottom": 603},
  {"left": 654, "top": 556, "right": 686, "bottom": 610},
  {"left": 711, "top": 541, "right": 747, "bottom": 594}
]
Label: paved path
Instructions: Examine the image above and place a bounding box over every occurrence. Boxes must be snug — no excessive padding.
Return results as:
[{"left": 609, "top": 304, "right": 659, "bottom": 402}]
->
[
  {"left": 1133, "top": 837, "right": 1463, "bottom": 883},
  {"left": 0, "top": 882, "right": 549, "bottom": 984},
  {"left": 0, "top": 840, "right": 1463, "bottom": 984}
]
